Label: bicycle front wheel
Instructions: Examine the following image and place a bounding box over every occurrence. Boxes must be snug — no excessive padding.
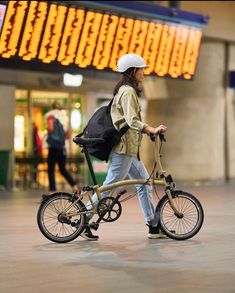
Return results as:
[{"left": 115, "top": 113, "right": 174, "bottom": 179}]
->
[
  {"left": 158, "top": 191, "right": 204, "bottom": 240},
  {"left": 37, "top": 192, "right": 86, "bottom": 243}
]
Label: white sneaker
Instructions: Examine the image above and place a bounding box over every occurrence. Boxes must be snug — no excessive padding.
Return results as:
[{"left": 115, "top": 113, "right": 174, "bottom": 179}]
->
[
  {"left": 147, "top": 225, "right": 168, "bottom": 239},
  {"left": 80, "top": 227, "right": 99, "bottom": 241},
  {"left": 148, "top": 230, "right": 168, "bottom": 239}
]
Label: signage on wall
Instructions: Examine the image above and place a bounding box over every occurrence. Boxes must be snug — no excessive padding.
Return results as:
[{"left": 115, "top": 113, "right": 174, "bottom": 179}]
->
[{"left": 0, "top": 1, "right": 203, "bottom": 80}]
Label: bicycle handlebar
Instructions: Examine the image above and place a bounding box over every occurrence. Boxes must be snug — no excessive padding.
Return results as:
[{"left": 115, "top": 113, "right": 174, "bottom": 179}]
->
[{"left": 150, "top": 132, "right": 166, "bottom": 142}]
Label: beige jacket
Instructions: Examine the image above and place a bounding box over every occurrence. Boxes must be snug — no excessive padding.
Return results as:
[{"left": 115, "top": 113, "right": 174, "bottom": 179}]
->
[{"left": 111, "top": 85, "right": 148, "bottom": 157}]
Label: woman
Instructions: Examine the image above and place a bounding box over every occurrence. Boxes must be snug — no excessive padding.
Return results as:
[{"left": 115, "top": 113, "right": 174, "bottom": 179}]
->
[{"left": 81, "top": 54, "right": 167, "bottom": 241}]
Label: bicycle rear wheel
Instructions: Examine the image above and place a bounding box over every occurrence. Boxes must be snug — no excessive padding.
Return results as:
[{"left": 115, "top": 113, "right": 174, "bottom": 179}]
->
[
  {"left": 37, "top": 192, "right": 86, "bottom": 243},
  {"left": 158, "top": 191, "right": 204, "bottom": 240}
]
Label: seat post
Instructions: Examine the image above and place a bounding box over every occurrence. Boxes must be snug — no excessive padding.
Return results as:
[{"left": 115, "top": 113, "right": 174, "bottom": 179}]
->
[{"left": 83, "top": 146, "right": 98, "bottom": 185}]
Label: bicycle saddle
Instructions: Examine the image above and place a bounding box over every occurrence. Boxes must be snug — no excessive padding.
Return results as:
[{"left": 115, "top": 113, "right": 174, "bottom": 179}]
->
[{"left": 73, "top": 136, "right": 105, "bottom": 146}]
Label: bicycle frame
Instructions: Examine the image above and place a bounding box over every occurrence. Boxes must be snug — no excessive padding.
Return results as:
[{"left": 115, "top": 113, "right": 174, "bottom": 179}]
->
[
  {"left": 63, "top": 134, "right": 182, "bottom": 219},
  {"left": 38, "top": 133, "right": 204, "bottom": 243}
]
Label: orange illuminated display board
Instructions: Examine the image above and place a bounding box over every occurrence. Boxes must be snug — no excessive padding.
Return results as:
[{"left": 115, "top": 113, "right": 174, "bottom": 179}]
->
[{"left": 0, "top": 1, "right": 202, "bottom": 79}]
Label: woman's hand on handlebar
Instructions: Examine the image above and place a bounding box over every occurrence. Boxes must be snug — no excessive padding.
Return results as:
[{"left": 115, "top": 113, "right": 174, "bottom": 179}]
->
[
  {"left": 143, "top": 124, "right": 167, "bottom": 135},
  {"left": 154, "top": 124, "right": 167, "bottom": 134},
  {"left": 150, "top": 125, "right": 167, "bottom": 142}
]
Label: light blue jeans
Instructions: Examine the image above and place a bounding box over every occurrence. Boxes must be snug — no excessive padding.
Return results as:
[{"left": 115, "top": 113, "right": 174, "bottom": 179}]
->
[{"left": 86, "top": 152, "right": 159, "bottom": 227}]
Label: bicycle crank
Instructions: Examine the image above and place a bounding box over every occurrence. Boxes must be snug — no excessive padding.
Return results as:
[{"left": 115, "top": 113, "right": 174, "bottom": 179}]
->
[{"left": 97, "top": 197, "right": 122, "bottom": 222}]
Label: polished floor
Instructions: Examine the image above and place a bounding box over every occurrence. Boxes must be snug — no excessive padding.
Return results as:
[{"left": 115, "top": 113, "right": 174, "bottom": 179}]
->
[{"left": 0, "top": 182, "right": 235, "bottom": 293}]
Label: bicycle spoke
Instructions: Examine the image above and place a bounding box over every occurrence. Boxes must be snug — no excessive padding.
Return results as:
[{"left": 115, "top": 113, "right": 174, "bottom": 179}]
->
[
  {"left": 160, "top": 193, "right": 203, "bottom": 239},
  {"left": 47, "top": 202, "right": 61, "bottom": 214},
  {"left": 37, "top": 193, "right": 87, "bottom": 243}
]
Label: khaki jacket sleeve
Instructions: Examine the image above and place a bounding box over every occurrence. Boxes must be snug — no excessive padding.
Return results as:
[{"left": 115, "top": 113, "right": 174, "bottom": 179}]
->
[{"left": 120, "top": 88, "right": 148, "bottom": 131}]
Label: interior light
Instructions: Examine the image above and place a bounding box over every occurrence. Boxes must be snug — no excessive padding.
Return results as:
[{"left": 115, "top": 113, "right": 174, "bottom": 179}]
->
[
  {"left": 14, "top": 115, "right": 25, "bottom": 152},
  {"left": 75, "top": 102, "right": 81, "bottom": 109},
  {"left": 71, "top": 109, "right": 81, "bottom": 130},
  {"left": 63, "top": 73, "right": 83, "bottom": 87}
]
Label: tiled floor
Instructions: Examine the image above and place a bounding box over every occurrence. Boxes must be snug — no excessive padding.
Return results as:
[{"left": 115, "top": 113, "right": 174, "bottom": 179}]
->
[{"left": 0, "top": 183, "right": 235, "bottom": 292}]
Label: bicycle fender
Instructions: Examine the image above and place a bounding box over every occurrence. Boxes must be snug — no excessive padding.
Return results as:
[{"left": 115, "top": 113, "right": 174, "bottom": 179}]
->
[{"left": 40, "top": 192, "right": 76, "bottom": 203}]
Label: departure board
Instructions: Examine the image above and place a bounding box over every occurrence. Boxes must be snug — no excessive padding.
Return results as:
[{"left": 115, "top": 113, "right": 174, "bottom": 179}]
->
[{"left": 0, "top": 1, "right": 202, "bottom": 79}]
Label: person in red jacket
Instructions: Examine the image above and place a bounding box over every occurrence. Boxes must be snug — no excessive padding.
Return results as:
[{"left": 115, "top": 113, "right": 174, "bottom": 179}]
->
[{"left": 32, "top": 123, "right": 43, "bottom": 185}]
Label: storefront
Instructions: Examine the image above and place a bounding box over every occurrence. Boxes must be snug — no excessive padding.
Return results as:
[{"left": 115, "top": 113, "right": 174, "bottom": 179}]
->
[{"left": 14, "top": 89, "right": 85, "bottom": 189}]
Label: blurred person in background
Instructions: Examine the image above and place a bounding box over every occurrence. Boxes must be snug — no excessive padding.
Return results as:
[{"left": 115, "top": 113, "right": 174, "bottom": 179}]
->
[
  {"left": 44, "top": 101, "right": 78, "bottom": 192},
  {"left": 32, "top": 122, "right": 43, "bottom": 186}
]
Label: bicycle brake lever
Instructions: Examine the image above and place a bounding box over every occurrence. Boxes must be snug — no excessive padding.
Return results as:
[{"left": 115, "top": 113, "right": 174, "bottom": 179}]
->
[
  {"left": 159, "top": 132, "right": 166, "bottom": 142},
  {"left": 150, "top": 133, "right": 166, "bottom": 142},
  {"left": 150, "top": 133, "right": 156, "bottom": 141}
]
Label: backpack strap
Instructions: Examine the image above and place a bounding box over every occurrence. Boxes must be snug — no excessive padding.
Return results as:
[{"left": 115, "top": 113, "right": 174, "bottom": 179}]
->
[
  {"left": 107, "top": 98, "right": 114, "bottom": 108},
  {"left": 119, "top": 124, "right": 129, "bottom": 136},
  {"left": 109, "top": 96, "right": 129, "bottom": 135}
]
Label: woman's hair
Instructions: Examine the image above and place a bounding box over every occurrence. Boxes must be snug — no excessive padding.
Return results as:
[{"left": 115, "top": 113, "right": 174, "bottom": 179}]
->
[{"left": 113, "top": 67, "right": 142, "bottom": 97}]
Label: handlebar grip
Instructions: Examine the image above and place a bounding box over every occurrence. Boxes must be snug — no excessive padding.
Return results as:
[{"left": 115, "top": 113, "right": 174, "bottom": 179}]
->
[
  {"left": 159, "top": 132, "right": 166, "bottom": 142},
  {"left": 150, "top": 132, "right": 166, "bottom": 142},
  {"left": 150, "top": 133, "right": 156, "bottom": 141}
]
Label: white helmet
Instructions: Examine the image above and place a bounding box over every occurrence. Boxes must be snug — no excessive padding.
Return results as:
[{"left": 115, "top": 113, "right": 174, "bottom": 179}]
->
[{"left": 117, "top": 53, "right": 147, "bottom": 73}]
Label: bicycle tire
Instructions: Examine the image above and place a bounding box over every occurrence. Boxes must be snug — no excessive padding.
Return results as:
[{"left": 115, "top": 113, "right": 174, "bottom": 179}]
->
[
  {"left": 37, "top": 192, "right": 86, "bottom": 243},
  {"left": 158, "top": 190, "right": 204, "bottom": 240}
]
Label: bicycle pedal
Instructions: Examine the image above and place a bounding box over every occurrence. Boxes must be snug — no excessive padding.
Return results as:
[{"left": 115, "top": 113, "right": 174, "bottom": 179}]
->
[{"left": 89, "top": 222, "right": 99, "bottom": 231}]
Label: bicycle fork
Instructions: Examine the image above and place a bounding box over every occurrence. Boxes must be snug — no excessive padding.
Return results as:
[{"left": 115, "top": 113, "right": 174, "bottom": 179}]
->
[{"left": 165, "top": 189, "right": 183, "bottom": 218}]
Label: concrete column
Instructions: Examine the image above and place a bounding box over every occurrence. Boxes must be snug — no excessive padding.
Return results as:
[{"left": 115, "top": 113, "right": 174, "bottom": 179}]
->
[
  {"left": 226, "top": 88, "right": 235, "bottom": 178},
  {"left": 0, "top": 85, "right": 16, "bottom": 188},
  {"left": 142, "top": 41, "right": 225, "bottom": 181},
  {"left": 227, "top": 44, "right": 235, "bottom": 178}
]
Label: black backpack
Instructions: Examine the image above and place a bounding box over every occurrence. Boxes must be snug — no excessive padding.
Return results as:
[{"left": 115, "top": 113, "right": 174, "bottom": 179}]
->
[{"left": 77, "top": 99, "right": 129, "bottom": 162}]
